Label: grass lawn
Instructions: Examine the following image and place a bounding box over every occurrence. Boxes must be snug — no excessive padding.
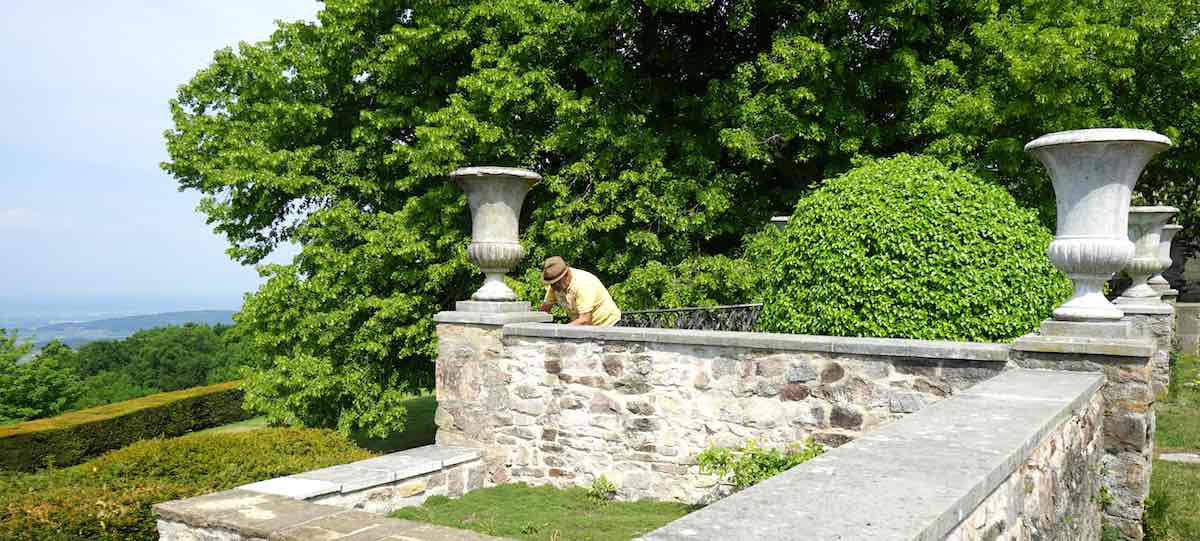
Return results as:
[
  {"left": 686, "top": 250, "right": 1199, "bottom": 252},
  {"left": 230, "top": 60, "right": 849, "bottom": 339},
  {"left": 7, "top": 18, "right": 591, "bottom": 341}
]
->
[
  {"left": 391, "top": 483, "right": 696, "bottom": 541},
  {"left": 1147, "top": 353, "right": 1200, "bottom": 540},
  {"left": 1156, "top": 354, "right": 1200, "bottom": 452},
  {"left": 186, "top": 415, "right": 271, "bottom": 437}
]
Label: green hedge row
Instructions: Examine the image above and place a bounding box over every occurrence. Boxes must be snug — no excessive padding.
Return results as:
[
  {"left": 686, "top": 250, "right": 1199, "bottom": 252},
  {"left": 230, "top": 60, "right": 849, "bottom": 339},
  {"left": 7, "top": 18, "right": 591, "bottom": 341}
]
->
[
  {"left": 0, "top": 427, "right": 373, "bottom": 540},
  {"left": 0, "top": 381, "right": 253, "bottom": 471}
]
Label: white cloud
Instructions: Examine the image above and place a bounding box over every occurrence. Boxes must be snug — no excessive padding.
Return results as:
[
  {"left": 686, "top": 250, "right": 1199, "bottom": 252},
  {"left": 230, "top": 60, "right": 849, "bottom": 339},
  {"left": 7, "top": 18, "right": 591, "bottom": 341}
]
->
[{"left": 0, "top": 207, "right": 74, "bottom": 232}]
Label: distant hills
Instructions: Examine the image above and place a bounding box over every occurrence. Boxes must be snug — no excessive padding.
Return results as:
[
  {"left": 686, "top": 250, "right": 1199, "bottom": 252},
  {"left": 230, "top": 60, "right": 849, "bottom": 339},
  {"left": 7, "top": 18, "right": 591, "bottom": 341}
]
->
[{"left": 26, "top": 310, "right": 237, "bottom": 347}]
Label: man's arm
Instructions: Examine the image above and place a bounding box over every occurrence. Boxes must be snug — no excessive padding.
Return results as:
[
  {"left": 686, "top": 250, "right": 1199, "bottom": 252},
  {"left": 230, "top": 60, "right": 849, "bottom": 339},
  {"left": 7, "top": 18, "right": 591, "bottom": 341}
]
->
[
  {"left": 568, "top": 312, "right": 593, "bottom": 326},
  {"left": 538, "top": 287, "right": 555, "bottom": 313}
]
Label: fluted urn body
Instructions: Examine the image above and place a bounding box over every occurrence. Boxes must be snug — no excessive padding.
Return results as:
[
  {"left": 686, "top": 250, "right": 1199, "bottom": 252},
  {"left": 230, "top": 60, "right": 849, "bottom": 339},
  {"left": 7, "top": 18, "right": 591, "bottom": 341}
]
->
[
  {"left": 450, "top": 166, "right": 541, "bottom": 302},
  {"left": 1114, "top": 207, "right": 1178, "bottom": 304},
  {"left": 1025, "top": 129, "right": 1171, "bottom": 321},
  {"left": 1150, "top": 223, "right": 1184, "bottom": 293}
]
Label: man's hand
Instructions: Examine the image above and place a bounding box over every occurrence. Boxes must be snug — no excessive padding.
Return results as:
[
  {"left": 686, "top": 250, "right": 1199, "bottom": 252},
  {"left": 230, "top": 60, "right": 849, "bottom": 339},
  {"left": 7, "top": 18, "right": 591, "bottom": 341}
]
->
[
  {"left": 568, "top": 312, "right": 593, "bottom": 326},
  {"left": 538, "top": 302, "right": 554, "bottom": 313}
]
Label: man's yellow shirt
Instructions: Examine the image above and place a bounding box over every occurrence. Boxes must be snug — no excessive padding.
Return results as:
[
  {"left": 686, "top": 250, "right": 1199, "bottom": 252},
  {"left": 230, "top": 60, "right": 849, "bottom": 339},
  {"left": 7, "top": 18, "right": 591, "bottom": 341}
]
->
[{"left": 543, "top": 268, "right": 621, "bottom": 327}]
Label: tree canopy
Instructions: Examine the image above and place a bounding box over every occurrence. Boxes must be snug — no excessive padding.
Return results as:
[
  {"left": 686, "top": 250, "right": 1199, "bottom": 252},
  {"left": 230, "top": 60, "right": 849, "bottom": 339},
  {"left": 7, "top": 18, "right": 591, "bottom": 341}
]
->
[{"left": 165, "top": 0, "right": 1200, "bottom": 435}]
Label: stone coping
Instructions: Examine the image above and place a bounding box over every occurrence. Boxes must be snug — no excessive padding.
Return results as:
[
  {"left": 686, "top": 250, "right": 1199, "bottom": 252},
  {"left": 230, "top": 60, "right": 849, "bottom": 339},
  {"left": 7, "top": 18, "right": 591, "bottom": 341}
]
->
[
  {"left": 500, "top": 323, "right": 1010, "bottom": 362},
  {"left": 1011, "top": 333, "right": 1155, "bottom": 357},
  {"left": 238, "top": 445, "right": 479, "bottom": 500},
  {"left": 154, "top": 490, "right": 503, "bottom": 541},
  {"left": 639, "top": 369, "right": 1105, "bottom": 541}
]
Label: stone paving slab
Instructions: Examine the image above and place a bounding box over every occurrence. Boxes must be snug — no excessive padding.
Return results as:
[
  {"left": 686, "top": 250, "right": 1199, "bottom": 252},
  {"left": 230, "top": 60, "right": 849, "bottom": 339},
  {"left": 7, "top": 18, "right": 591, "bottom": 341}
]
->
[
  {"left": 239, "top": 476, "right": 342, "bottom": 499},
  {"left": 1159, "top": 452, "right": 1200, "bottom": 464},
  {"left": 157, "top": 489, "right": 508, "bottom": 541},
  {"left": 239, "top": 446, "right": 480, "bottom": 500},
  {"left": 293, "top": 463, "right": 397, "bottom": 493},
  {"left": 639, "top": 369, "right": 1104, "bottom": 541}
]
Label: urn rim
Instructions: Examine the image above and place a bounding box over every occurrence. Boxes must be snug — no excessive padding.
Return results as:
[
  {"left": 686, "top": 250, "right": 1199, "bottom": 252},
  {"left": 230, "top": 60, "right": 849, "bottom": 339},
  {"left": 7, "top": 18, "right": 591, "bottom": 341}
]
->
[
  {"left": 449, "top": 166, "right": 543, "bottom": 182},
  {"left": 1163, "top": 224, "right": 1184, "bottom": 232},
  {"left": 1128, "top": 205, "right": 1180, "bottom": 215},
  {"left": 1024, "top": 128, "right": 1172, "bottom": 153}
]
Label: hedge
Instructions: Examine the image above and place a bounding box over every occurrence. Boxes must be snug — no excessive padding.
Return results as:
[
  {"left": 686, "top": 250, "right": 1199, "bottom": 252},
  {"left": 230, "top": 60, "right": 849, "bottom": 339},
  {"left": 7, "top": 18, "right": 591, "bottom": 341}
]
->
[
  {"left": 0, "top": 427, "right": 373, "bottom": 541},
  {"left": 0, "top": 381, "right": 253, "bottom": 471}
]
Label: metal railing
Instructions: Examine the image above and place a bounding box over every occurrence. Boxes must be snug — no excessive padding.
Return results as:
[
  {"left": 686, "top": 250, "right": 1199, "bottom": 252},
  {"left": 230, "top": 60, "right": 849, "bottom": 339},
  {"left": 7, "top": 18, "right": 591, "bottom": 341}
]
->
[{"left": 616, "top": 303, "right": 764, "bottom": 332}]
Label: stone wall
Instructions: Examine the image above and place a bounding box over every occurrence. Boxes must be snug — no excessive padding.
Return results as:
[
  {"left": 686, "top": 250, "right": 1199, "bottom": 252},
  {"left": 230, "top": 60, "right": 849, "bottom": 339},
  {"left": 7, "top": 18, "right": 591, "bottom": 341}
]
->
[
  {"left": 1010, "top": 337, "right": 1157, "bottom": 540},
  {"left": 435, "top": 321, "right": 1008, "bottom": 503},
  {"left": 945, "top": 389, "right": 1104, "bottom": 540},
  {"left": 640, "top": 369, "right": 1106, "bottom": 540}
]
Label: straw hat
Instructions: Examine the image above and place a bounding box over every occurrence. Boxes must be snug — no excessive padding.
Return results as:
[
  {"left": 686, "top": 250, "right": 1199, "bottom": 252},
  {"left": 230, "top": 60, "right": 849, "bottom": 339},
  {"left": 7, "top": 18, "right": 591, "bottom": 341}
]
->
[{"left": 542, "top": 256, "right": 569, "bottom": 285}]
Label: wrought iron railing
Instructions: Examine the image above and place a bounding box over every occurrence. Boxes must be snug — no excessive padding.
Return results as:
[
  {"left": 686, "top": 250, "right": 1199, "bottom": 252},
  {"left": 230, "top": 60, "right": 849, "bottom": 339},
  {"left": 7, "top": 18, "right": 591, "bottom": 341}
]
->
[{"left": 617, "top": 303, "right": 764, "bottom": 332}]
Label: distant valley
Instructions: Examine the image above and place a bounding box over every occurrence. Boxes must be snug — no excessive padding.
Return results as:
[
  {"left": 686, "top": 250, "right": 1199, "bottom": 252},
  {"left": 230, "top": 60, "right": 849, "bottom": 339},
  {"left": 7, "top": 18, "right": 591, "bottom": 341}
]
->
[{"left": 23, "top": 310, "right": 237, "bottom": 347}]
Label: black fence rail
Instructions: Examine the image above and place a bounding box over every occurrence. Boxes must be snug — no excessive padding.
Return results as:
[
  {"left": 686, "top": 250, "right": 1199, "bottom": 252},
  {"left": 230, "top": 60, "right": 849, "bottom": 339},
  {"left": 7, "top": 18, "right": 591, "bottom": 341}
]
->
[{"left": 616, "top": 303, "right": 764, "bottom": 332}]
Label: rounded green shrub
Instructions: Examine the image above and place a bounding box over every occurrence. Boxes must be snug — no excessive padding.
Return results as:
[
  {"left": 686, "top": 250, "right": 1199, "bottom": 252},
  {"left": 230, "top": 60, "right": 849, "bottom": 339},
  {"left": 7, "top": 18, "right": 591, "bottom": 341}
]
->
[{"left": 757, "top": 154, "right": 1070, "bottom": 342}]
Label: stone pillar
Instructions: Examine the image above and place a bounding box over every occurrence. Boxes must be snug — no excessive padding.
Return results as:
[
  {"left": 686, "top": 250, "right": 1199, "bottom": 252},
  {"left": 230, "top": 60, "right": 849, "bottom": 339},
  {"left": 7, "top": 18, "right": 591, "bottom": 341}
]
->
[
  {"left": 1014, "top": 128, "right": 1172, "bottom": 541},
  {"left": 434, "top": 165, "right": 552, "bottom": 484},
  {"left": 1120, "top": 304, "right": 1174, "bottom": 397},
  {"left": 1009, "top": 337, "right": 1156, "bottom": 540},
  {"left": 1177, "top": 302, "right": 1200, "bottom": 355},
  {"left": 769, "top": 216, "right": 789, "bottom": 230}
]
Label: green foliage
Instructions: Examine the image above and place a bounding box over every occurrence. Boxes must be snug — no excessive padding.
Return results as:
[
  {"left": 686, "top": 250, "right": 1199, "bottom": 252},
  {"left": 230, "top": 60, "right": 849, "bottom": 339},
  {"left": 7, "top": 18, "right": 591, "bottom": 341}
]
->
[
  {"left": 587, "top": 474, "right": 618, "bottom": 503},
  {"left": 0, "top": 331, "right": 83, "bottom": 424},
  {"left": 757, "top": 155, "right": 1070, "bottom": 341},
  {"left": 1101, "top": 523, "right": 1125, "bottom": 541},
  {"left": 697, "top": 439, "right": 824, "bottom": 490},
  {"left": 0, "top": 381, "right": 253, "bottom": 471},
  {"left": 165, "top": 0, "right": 1200, "bottom": 434},
  {"left": 0, "top": 427, "right": 372, "bottom": 541},
  {"left": 391, "top": 483, "right": 694, "bottom": 541}
]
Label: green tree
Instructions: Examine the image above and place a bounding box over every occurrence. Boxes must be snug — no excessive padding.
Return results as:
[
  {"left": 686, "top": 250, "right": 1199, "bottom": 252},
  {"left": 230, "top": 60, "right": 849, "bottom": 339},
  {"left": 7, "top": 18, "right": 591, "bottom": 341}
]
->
[
  {"left": 0, "top": 331, "right": 83, "bottom": 424},
  {"left": 165, "top": 0, "right": 1200, "bottom": 435}
]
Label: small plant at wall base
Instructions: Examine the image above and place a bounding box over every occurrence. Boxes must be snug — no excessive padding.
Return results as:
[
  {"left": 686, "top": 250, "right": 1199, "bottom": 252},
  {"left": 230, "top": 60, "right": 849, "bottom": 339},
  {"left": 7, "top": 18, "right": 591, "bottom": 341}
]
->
[
  {"left": 698, "top": 439, "right": 824, "bottom": 490},
  {"left": 588, "top": 474, "right": 618, "bottom": 502}
]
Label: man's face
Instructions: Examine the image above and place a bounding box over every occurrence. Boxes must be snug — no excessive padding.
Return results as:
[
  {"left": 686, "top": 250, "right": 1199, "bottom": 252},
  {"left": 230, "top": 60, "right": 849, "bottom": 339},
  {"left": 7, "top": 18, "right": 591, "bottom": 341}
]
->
[{"left": 551, "top": 271, "right": 570, "bottom": 292}]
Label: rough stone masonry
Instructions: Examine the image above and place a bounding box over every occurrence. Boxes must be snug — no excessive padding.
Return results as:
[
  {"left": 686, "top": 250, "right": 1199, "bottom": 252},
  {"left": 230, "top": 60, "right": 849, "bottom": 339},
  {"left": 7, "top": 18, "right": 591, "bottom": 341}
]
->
[{"left": 434, "top": 321, "right": 1007, "bottom": 504}]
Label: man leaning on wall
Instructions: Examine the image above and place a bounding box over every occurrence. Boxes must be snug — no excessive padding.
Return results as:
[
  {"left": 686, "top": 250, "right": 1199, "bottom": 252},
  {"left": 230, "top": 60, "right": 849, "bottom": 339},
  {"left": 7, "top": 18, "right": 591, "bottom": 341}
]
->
[{"left": 538, "top": 256, "right": 621, "bottom": 326}]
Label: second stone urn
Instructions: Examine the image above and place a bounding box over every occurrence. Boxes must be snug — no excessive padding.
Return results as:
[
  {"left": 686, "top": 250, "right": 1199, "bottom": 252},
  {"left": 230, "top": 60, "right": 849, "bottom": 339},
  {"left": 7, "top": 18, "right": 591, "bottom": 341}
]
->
[
  {"left": 1025, "top": 128, "right": 1172, "bottom": 321},
  {"left": 1116, "top": 206, "right": 1178, "bottom": 305},
  {"left": 1150, "top": 224, "right": 1184, "bottom": 294},
  {"left": 449, "top": 166, "right": 541, "bottom": 303}
]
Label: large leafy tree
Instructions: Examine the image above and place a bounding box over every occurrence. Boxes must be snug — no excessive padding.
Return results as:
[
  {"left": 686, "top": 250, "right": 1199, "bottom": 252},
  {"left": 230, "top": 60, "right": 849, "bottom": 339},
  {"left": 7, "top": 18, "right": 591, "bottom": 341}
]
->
[
  {"left": 165, "top": 0, "right": 1200, "bottom": 435},
  {"left": 0, "top": 332, "right": 83, "bottom": 424}
]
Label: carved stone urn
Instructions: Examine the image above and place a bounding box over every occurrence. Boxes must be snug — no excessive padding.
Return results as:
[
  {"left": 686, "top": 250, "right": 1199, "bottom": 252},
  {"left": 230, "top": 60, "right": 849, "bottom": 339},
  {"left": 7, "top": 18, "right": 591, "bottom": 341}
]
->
[
  {"left": 1115, "top": 206, "right": 1178, "bottom": 305},
  {"left": 449, "top": 166, "right": 541, "bottom": 302},
  {"left": 1150, "top": 223, "right": 1184, "bottom": 294},
  {"left": 1025, "top": 129, "right": 1171, "bottom": 321}
]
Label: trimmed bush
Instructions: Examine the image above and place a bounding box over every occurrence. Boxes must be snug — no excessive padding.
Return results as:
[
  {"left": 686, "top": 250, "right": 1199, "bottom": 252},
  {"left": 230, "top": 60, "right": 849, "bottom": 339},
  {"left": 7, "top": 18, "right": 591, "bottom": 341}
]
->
[
  {"left": 758, "top": 155, "right": 1070, "bottom": 342},
  {"left": 0, "top": 381, "right": 253, "bottom": 471},
  {"left": 0, "top": 427, "right": 372, "bottom": 541}
]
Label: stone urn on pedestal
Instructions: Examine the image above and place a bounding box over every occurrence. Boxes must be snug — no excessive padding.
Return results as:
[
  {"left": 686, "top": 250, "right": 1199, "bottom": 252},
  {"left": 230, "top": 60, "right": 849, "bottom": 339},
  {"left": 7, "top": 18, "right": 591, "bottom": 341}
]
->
[
  {"left": 1024, "top": 129, "right": 1172, "bottom": 333},
  {"left": 440, "top": 166, "right": 551, "bottom": 322},
  {"left": 1151, "top": 224, "right": 1184, "bottom": 301},
  {"left": 1114, "top": 207, "right": 1178, "bottom": 308}
]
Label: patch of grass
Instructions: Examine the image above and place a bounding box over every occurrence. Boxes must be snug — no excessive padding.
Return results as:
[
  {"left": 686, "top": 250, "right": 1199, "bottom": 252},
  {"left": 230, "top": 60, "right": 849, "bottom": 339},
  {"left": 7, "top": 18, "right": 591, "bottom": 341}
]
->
[
  {"left": 1146, "top": 460, "right": 1200, "bottom": 541},
  {"left": 1156, "top": 354, "right": 1200, "bottom": 452},
  {"left": 391, "top": 483, "right": 696, "bottom": 540},
  {"left": 349, "top": 394, "right": 438, "bottom": 453}
]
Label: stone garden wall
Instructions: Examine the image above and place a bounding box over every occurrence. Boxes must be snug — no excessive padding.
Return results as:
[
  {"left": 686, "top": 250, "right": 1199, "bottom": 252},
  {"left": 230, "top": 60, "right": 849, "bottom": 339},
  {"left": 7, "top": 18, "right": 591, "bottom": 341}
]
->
[
  {"left": 641, "top": 369, "right": 1106, "bottom": 540},
  {"left": 434, "top": 321, "right": 1009, "bottom": 503}
]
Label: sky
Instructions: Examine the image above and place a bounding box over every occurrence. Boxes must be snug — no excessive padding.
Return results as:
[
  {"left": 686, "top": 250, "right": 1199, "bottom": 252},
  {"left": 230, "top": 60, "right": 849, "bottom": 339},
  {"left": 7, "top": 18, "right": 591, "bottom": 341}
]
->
[{"left": 0, "top": 2, "right": 321, "bottom": 320}]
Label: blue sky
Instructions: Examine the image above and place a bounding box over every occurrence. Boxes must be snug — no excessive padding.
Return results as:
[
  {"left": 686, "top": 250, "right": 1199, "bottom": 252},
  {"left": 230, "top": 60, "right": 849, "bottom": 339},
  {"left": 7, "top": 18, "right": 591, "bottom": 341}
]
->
[{"left": 0, "top": 2, "right": 320, "bottom": 315}]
